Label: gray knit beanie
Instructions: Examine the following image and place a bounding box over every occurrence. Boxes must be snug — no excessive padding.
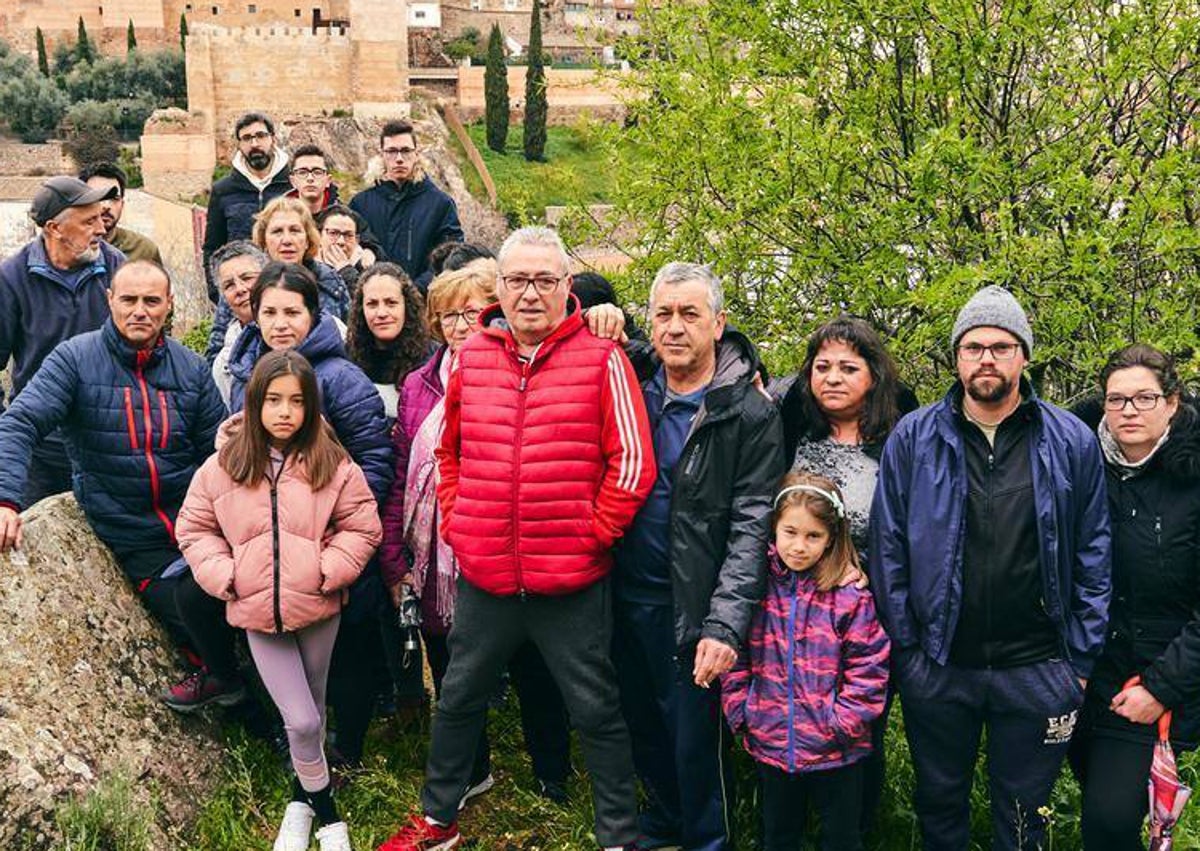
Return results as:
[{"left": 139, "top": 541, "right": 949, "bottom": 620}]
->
[{"left": 951, "top": 285, "right": 1033, "bottom": 357}]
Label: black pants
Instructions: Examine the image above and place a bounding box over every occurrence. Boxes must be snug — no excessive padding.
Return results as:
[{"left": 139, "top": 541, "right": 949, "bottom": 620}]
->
[
  {"left": 1068, "top": 729, "right": 1156, "bottom": 850},
  {"left": 759, "top": 761, "right": 864, "bottom": 851},
  {"left": 421, "top": 578, "right": 636, "bottom": 846},
  {"left": 896, "top": 651, "right": 1084, "bottom": 851},
  {"left": 327, "top": 616, "right": 381, "bottom": 765},
  {"left": 140, "top": 571, "right": 239, "bottom": 680}
]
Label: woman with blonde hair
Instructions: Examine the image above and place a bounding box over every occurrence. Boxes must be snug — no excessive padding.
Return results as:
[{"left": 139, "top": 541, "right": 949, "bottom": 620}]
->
[{"left": 252, "top": 195, "right": 350, "bottom": 321}]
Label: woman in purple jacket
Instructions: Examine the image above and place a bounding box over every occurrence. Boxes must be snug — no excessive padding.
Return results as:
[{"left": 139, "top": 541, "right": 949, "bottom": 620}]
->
[{"left": 723, "top": 471, "right": 890, "bottom": 851}]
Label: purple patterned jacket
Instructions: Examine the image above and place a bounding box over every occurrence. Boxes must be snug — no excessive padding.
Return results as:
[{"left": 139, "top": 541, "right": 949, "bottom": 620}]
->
[{"left": 721, "top": 550, "right": 890, "bottom": 773}]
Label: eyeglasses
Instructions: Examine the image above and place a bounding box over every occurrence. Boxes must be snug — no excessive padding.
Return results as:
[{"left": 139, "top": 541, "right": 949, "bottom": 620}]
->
[
  {"left": 382, "top": 147, "right": 418, "bottom": 160},
  {"left": 238, "top": 131, "right": 272, "bottom": 144},
  {"left": 292, "top": 167, "right": 328, "bottom": 179},
  {"left": 439, "top": 308, "right": 482, "bottom": 328},
  {"left": 1104, "top": 393, "right": 1166, "bottom": 412},
  {"left": 957, "top": 342, "right": 1021, "bottom": 361},
  {"left": 498, "top": 274, "right": 564, "bottom": 295},
  {"left": 322, "top": 228, "right": 357, "bottom": 242}
]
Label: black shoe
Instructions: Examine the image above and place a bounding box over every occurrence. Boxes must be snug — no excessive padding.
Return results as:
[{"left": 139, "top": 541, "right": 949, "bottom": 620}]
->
[{"left": 536, "top": 777, "right": 569, "bottom": 804}]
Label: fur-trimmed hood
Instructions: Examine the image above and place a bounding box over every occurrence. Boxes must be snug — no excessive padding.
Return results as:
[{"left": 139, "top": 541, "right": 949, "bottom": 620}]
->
[{"left": 1072, "top": 393, "right": 1200, "bottom": 482}]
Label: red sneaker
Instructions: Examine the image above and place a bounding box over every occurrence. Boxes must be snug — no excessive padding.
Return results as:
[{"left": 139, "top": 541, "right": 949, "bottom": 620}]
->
[
  {"left": 376, "top": 814, "right": 460, "bottom": 851},
  {"left": 160, "top": 670, "right": 246, "bottom": 713}
]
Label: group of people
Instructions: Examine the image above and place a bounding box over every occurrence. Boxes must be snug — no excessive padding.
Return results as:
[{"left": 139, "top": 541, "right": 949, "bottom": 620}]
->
[{"left": 0, "top": 108, "right": 1195, "bottom": 851}]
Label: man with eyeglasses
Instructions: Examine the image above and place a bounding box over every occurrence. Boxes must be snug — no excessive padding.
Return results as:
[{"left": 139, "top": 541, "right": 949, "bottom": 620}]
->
[
  {"left": 869, "top": 285, "right": 1111, "bottom": 851},
  {"left": 79, "top": 161, "right": 164, "bottom": 265},
  {"left": 378, "top": 227, "right": 654, "bottom": 851},
  {"left": 349, "top": 119, "right": 464, "bottom": 292},
  {"left": 287, "top": 143, "right": 340, "bottom": 216},
  {"left": 201, "top": 112, "right": 291, "bottom": 304}
]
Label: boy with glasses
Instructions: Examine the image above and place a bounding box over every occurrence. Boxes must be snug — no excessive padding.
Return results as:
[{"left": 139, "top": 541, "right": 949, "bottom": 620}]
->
[
  {"left": 349, "top": 119, "right": 464, "bottom": 292},
  {"left": 288, "top": 144, "right": 341, "bottom": 216}
]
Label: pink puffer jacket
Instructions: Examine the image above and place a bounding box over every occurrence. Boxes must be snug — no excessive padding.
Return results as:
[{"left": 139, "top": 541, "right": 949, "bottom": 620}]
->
[{"left": 177, "top": 452, "right": 383, "bottom": 634}]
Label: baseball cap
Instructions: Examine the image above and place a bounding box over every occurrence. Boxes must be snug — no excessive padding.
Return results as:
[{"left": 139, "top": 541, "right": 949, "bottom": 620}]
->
[{"left": 29, "top": 176, "right": 119, "bottom": 227}]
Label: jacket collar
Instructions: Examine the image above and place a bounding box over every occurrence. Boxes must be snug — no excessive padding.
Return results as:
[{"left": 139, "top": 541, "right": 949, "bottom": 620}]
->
[
  {"left": 479, "top": 294, "right": 585, "bottom": 360},
  {"left": 937, "top": 375, "right": 1040, "bottom": 441},
  {"left": 102, "top": 318, "right": 166, "bottom": 370},
  {"left": 26, "top": 236, "right": 111, "bottom": 291},
  {"left": 232, "top": 148, "right": 290, "bottom": 190}
]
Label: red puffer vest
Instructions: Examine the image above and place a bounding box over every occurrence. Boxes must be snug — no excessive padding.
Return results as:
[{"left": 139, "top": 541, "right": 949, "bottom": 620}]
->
[{"left": 437, "top": 302, "right": 655, "bottom": 596}]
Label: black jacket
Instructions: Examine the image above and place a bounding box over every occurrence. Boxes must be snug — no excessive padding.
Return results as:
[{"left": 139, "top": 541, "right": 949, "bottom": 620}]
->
[
  {"left": 349, "top": 176, "right": 464, "bottom": 291},
  {"left": 201, "top": 164, "right": 292, "bottom": 302},
  {"left": 620, "top": 329, "right": 786, "bottom": 651},
  {"left": 777, "top": 374, "right": 920, "bottom": 463},
  {"left": 1074, "top": 396, "right": 1200, "bottom": 746}
]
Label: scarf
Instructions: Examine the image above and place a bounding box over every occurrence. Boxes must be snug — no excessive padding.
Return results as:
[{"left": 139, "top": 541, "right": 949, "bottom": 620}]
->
[
  {"left": 402, "top": 396, "right": 456, "bottom": 625},
  {"left": 1097, "top": 418, "right": 1170, "bottom": 479}
]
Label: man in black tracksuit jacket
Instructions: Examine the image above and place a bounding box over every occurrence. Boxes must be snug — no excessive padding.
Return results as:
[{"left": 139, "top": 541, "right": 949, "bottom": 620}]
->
[{"left": 613, "top": 262, "right": 785, "bottom": 851}]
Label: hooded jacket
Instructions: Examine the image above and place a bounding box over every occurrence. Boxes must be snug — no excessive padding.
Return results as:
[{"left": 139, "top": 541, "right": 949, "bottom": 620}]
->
[
  {"left": 349, "top": 176, "right": 464, "bottom": 290},
  {"left": 616, "top": 328, "right": 787, "bottom": 650},
  {"left": 1074, "top": 397, "right": 1200, "bottom": 746},
  {"left": 177, "top": 451, "right": 382, "bottom": 634},
  {"left": 722, "top": 549, "right": 890, "bottom": 773},
  {"left": 202, "top": 150, "right": 291, "bottom": 302},
  {"left": 436, "top": 298, "right": 656, "bottom": 597},
  {"left": 0, "top": 320, "right": 226, "bottom": 581},
  {"left": 868, "top": 381, "right": 1112, "bottom": 678}
]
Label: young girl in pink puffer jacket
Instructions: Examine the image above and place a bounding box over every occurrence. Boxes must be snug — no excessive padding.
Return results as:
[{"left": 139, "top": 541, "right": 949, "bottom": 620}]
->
[{"left": 177, "top": 349, "right": 381, "bottom": 851}]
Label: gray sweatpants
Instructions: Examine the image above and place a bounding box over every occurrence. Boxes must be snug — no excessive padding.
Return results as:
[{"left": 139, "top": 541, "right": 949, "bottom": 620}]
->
[{"left": 247, "top": 615, "right": 341, "bottom": 792}]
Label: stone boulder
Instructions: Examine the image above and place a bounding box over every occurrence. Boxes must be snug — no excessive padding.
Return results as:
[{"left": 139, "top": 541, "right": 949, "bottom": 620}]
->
[{"left": 0, "top": 494, "right": 223, "bottom": 848}]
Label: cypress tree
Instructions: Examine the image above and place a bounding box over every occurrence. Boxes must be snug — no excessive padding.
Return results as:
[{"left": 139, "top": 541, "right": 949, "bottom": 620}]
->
[
  {"left": 127, "top": 20, "right": 138, "bottom": 53},
  {"left": 484, "top": 24, "right": 509, "bottom": 153},
  {"left": 35, "top": 28, "right": 49, "bottom": 76},
  {"left": 180, "top": 14, "right": 189, "bottom": 53},
  {"left": 523, "top": 0, "right": 547, "bottom": 161},
  {"left": 75, "top": 16, "right": 95, "bottom": 65}
]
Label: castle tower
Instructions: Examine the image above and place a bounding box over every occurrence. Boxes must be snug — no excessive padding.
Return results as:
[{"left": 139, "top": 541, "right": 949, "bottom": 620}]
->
[{"left": 349, "top": 0, "right": 411, "bottom": 120}]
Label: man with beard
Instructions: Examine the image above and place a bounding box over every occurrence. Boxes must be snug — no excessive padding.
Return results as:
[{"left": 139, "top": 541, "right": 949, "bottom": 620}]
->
[
  {"left": 0, "top": 176, "right": 123, "bottom": 505},
  {"left": 79, "top": 162, "right": 164, "bottom": 265},
  {"left": 869, "top": 285, "right": 1111, "bottom": 851},
  {"left": 201, "top": 112, "right": 291, "bottom": 303}
]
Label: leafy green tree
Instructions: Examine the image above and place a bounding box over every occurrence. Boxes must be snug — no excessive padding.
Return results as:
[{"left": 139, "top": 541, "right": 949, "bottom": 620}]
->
[
  {"left": 484, "top": 24, "right": 509, "bottom": 153},
  {"left": 523, "top": 0, "right": 547, "bottom": 161},
  {"left": 179, "top": 13, "right": 188, "bottom": 53},
  {"left": 0, "top": 71, "right": 68, "bottom": 142},
  {"left": 35, "top": 28, "right": 49, "bottom": 76},
  {"left": 595, "top": 0, "right": 1200, "bottom": 398},
  {"left": 127, "top": 20, "right": 137, "bottom": 54},
  {"left": 63, "top": 102, "right": 122, "bottom": 166},
  {"left": 75, "top": 16, "right": 95, "bottom": 65}
]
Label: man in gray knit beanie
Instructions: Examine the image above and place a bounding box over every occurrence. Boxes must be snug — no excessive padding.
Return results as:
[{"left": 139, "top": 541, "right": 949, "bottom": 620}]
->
[{"left": 869, "top": 284, "right": 1111, "bottom": 850}]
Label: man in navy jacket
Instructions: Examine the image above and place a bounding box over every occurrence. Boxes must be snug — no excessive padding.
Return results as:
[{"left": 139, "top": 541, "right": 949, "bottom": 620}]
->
[
  {"left": 0, "top": 176, "right": 124, "bottom": 505},
  {"left": 869, "top": 286, "right": 1111, "bottom": 851},
  {"left": 0, "top": 261, "right": 246, "bottom": 714},
  {"left": 349, "top": 119, "right": 463, "bottom": 292}
]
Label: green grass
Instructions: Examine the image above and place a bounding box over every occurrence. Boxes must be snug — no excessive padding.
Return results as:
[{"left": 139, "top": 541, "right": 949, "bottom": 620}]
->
[{"left": 459, "top": 119, "right": 640, "bottom": 226}]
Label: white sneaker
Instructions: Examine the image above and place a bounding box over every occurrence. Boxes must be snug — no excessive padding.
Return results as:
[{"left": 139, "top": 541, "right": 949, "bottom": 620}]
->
[
  {"left": 458, "top": 772, "right": 496, "bottom": 810},
  {"left": 273, "top": 801, "right": 315, "bottom": 851},
  {"left": 315, "top": 821, "right": 354, "bottom": 851}
]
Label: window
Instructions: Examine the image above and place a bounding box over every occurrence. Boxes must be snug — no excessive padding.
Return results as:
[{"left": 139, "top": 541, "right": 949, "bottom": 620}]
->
[
  {"left": 504, "top": 0, "right": 517, "bottom": 9},
  {"left": 211, "top": 5, "right": 219, "bottom": 13},
  {"left": 294, "top": 7, "right": 301, "bottom": 15},
  {"left": 248, "top": 2, "right": 256, "bottom": 10},
  {"left": 415, "top": 9, "right": 426, "bottom": 17},
  {"left": 470, "top": 0, "right": 481, "bottom": 9},
  {"left": 185, "top": 3, "right": 192, "bottom": 10}
]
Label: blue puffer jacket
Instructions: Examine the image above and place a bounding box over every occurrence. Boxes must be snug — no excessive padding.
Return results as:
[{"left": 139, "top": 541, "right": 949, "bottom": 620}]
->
[
  {"left": 0, "top": 320, "right": 227, "bottom": 581},
  {"left": 868, "top": 383, "right": 1112, "bottom": 678},
  {"left": 349, "top": 176, "right": 464, "bottom": 290},
  {"left": 205, "top": 258, "right": 350, "bottom": 364}
]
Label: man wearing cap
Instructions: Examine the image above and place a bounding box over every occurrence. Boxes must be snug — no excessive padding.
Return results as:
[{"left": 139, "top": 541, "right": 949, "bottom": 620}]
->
[
  {"left": 0, "top": 175, "right": 124, "bottom": 505},
  {"left": 869, "top": 285, "right": 1111, "bottom": 851},
  {"left": 79, "top": 161, "right": 165, "bottom": 265}
]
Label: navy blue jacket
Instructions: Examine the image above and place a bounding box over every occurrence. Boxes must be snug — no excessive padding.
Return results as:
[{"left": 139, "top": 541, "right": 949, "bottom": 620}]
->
[
  {"left": 205, "top": 258, "right": 350, "bottom": 364},
  {"left": 202, "top": 165, "right": 292, "bottom": 302},
  {"left": 0, "top": 320, "right": 226, "bottom": 580},
  {"left": 349, "top": 176, "right": 464, "bottom": 290},
  {"left": 868, "top": 383, "right": 1112, "bottom": 678}
]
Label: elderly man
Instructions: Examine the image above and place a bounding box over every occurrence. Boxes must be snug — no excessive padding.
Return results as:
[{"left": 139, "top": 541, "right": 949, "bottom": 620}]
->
[
  {"left": 870, "top": 286, "right": 1111, "bottom": 851},
  {"left": 0, "top": 175, "right": 123, "bottom": 505},
  {"left": 0, "top": 261, "right": 245, "bottom": 712},
  {"left": 202, "top": 240, "right": 268, "bottom": 404},
  {"left": 378, "top": 226, "right": 655, "bottom": 851},
  {"left": 613, "top": 262, "right": 784, "bottom": 851},
  {"left": 202, "top": 112, "right": 291, "bottom": 303},
  {"left": 349, "top": 119, "right": 463, "bottom": 291},
  {"left": 79, "top": 161, "right": 164, "bottom": 265}
]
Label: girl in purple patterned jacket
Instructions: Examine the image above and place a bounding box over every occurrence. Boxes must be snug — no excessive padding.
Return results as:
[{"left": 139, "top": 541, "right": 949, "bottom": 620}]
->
[{"left": 722, "top": 471, "right": 890, "bottom": 851}]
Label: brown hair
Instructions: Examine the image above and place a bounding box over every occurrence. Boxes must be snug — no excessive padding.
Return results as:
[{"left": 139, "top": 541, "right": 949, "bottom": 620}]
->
[
  {"left": 219, "top": 350, "right": 347, "bottom": 491},
  {"left": 252, "top": 196, "right": 321, "bottom": 262},
  {"left": 1100, "top": 343, "right": 1182, "bottom": 398},
  {"left": 425, "top": 260, "right": 499, "bottom": 344},
  {"left": 772, "top": 471, "right": 860, "bottom": 592},
  {"left": 345, "top": 262, "right": 431, "bottom": 385}
]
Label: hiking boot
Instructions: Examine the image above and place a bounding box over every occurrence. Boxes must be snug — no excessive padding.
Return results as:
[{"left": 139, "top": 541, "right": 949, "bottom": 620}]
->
[
  {"left": 536, "top": 777, "right": 568, "bottom": 804},
  {"left": 316, "top": 821, "right": 354, "bottom": 851},
  {"left": 457, "top": 772, "right": 495, "bottom": 810},
  {"left": 272, "top": 801, "right": 315, "bottom": 851},
  {"left": 376, "top": 814, "right": 460, "bottom": 851},
  {"left": 161, "top": 671, "right": 246, "bottom": 713}
]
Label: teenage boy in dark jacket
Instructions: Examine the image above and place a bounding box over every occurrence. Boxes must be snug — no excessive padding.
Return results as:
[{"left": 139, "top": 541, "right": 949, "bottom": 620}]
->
[
  {"left": 869, "top": 285, "right": 1111, "bottom": 851},
  {"left": 613, "top": 262, "right": 785, "bottom": 851},
  {"left": 349, "top": 119, "right": 463, "bottom": 292}
]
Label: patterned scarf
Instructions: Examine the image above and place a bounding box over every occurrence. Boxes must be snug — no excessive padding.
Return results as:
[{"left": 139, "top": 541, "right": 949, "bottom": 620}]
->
[
  {"left": 1097, "top": 418, "right": 1170, "bottom": 479},
  {"left": 402, "top": 396, "right": 457, "bottom": 625}
]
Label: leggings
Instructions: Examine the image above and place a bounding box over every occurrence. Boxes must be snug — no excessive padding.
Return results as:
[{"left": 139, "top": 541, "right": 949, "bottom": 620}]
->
[
  {"left": 1068, "top": 729, "right": 1156, "bottom": 850},
  {"left": 247, "top": 615, "right": 341, "bottom": 792}
]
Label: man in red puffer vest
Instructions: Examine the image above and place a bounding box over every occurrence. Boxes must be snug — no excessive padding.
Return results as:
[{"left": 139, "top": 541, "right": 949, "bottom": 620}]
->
[{"left": 378, "top": 227, "right": 655, "bottom": 851}]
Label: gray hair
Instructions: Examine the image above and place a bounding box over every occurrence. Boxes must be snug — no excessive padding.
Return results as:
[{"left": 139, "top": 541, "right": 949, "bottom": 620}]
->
[
  {"left": 209, "top": 240, "right": 268, "bottom": 285},
  {"left": 497, "top": 226, "right": 571, "bottom": 275},
  {"left": 650, "top": 262, "right": 724, "bottom": 315}
]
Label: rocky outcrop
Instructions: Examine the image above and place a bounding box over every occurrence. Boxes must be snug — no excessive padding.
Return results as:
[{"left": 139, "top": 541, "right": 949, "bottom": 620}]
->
[{"left": 0, "top": 494, "right": 222, "bottom": 848}]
